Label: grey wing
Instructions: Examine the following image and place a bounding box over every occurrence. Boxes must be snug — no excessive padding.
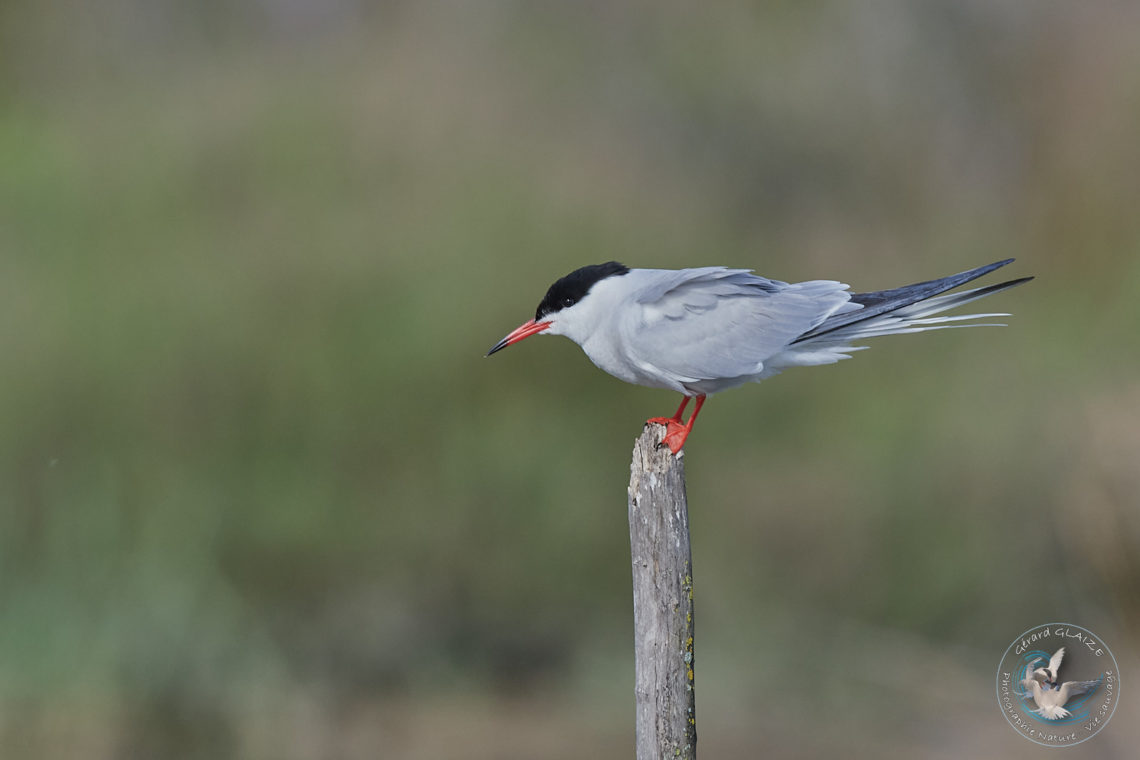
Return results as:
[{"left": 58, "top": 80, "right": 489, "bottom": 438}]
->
[
  {"left": 632, "top": 267, "right": 774, "bottom": 305},
  {"left": 621, "top": 268, "right": 855, "bottom": 384},
  {"left": 1061, "top": 678, "right": 1102, "bottom": 700}
]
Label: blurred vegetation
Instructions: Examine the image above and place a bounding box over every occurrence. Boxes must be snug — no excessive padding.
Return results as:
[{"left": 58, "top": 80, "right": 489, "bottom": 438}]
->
[{"left": 2, "top": 1, "right": 1139, "bottom": 758}]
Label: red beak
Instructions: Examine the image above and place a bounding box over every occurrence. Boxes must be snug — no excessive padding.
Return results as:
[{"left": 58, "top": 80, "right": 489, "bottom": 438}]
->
[{"left": 486, "top": 318, "right": 552, "bottom": 356}]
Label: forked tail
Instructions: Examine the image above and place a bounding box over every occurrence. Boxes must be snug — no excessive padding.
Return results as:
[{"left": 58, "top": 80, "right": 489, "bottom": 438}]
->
[{"left": 793, "top": 259, "right": 1033, "bottom": 346}]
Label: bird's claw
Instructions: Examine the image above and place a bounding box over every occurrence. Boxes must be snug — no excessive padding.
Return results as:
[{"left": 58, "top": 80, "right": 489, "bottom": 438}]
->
[{"left": 647, "top": 419, "right": 690, "bottom": 454}]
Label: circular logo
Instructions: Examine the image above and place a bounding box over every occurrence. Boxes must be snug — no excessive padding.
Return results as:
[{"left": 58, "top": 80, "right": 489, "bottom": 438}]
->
[{"left": 996, "top": 623, "right": 1119, "bottom": 747}]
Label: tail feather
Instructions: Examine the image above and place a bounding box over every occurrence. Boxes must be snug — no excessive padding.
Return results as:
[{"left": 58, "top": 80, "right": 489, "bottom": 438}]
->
[
  {"left": 835, "top": 321, "right": 1009, "bottom": 340},
  {"left": 891, "top": 279, "right": 1031, "bottom": 319},
  {"left": 902, "top": 313, "right": 1010, "bottom": 325},
  {"left": 792, "top": 260, "right": 1031, "bottom": 345}
]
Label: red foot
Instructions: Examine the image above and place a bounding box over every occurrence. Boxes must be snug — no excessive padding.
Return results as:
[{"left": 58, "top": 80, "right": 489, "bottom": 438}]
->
[
  {"left": 645, "top": 395, "right": 705, "bottom": 454},
  {"left": 645, "top": 418, "right": 690, "bottom": 454},
  {"left": 658, "top": 420, "right": 692, "bottom": 454}
]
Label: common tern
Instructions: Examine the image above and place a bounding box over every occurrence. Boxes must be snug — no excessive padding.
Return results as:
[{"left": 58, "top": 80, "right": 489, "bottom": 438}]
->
[
  {"left": 488, "top": 259, "right": 1031, "bottom": 453},
  {"left": 1020, "top": 647, "right": 1103, "bottom": 720}
]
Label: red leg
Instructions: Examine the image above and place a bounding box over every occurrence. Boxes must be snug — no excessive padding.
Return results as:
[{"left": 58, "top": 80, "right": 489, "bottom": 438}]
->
[
  {"left": 646, "top": 395, "right": 706, "bottom": 454},
  {"left": 647, "top": 396, "right": 690, "bottom": 426}
]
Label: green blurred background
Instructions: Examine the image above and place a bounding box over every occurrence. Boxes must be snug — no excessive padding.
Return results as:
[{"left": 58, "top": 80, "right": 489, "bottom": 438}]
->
[{"left": 2, "top": 1, "right": 1138, "bottom": 758}]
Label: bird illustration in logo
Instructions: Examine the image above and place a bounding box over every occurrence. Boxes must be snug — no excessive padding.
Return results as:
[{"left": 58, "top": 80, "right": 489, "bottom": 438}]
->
[{"left": 1020, "top": 647, "right": 1103, "bottom": 720}]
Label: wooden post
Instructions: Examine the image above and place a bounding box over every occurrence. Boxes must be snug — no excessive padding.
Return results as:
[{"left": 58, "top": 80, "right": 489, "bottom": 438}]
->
[{"left": 628, "top": 423, "right": 696, "bottom": 759}]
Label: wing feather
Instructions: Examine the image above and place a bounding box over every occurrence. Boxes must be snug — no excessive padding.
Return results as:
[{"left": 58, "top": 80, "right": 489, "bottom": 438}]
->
[
  {"left": 620, "top": 268, "right": 853, "bottom": 388},
  {"left": 1048, "top": 647, "right": 1066, "bottom": 677},
  {"left": 1061, "top": 677, "right": 1102, "bottom": 700}
]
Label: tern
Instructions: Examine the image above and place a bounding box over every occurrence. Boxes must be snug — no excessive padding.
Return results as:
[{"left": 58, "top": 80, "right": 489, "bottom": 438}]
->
[
  {"left": 1020, "top": 647, "right": 1103, "bottom": 720},
  {"left": 488, "top": 259, "right": 1031, "bottom": 453}
]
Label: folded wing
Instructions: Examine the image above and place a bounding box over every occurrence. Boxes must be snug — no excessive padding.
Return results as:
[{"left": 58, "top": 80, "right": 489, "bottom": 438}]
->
[{"left": 620, "top": 268, "right": 855, "bottom": 386}]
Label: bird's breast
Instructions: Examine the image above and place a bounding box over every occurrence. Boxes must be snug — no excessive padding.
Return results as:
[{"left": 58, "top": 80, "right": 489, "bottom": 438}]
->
[{"left": 578, "top": 334, "right": 682, "bottom": 392}]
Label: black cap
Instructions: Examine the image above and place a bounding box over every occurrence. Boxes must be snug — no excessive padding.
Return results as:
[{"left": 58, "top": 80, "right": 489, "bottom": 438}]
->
[{"left": 535, "top": 262, "right": 629, "bottom": 321}]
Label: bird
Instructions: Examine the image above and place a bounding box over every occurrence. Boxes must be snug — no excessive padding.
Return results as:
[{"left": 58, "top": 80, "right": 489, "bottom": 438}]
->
[
  {"left": 487, "top": 259, "right": 1031, "bottom": 453},
  {"left": 1034, "top": 646, "right": 1067, "bottom": 685},
  {"left": 1020, "top": 647, "right": 1103, "bottom": 720}
]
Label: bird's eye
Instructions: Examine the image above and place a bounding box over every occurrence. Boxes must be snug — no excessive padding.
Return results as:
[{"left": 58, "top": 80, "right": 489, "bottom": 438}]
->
[{"left": 562, "top": 297, "right": 575, "bottom": 307}]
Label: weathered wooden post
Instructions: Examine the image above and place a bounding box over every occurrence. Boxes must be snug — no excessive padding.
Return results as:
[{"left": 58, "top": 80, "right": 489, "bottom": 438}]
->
[{"left": 628, "top": 423, "right": 696, "bottom": 759}]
